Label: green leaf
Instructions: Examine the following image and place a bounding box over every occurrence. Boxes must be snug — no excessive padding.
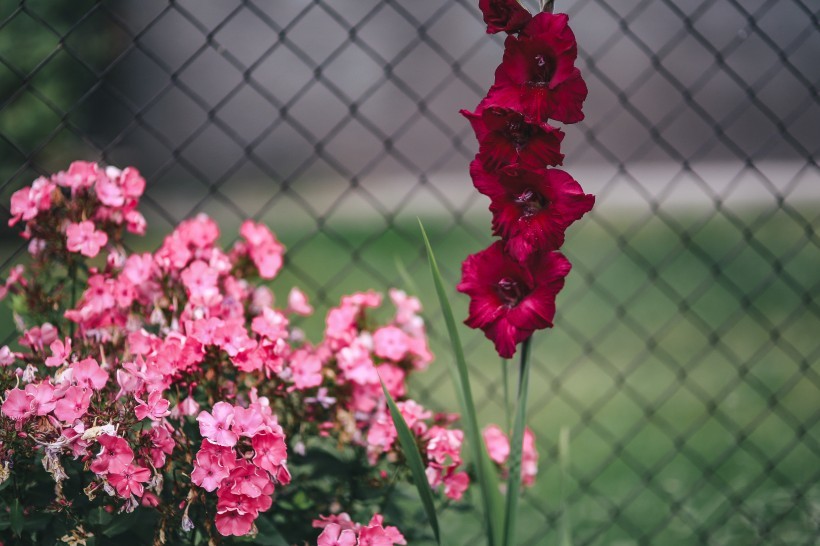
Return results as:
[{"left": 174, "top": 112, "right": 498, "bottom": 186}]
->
[
  {"left": 88, "top": 506, "right": 113, "bottom": 527},
  {"left": 394, "top": 255, "right": 422, "bottom": 297},
  {"left": 503, "top": 338, "right": 533, "bottom": 546},
  {"left": 254, "top": 516, "right": 290, "bottom": 546},
  {"left": 102, "top": 512, "right": 139, "bottom": 537},
  {"left": 380, "top": 378, "right": 441, "bottom": 545},
  {"left": 418, "top": 220, "right": 504, "bottom": 546},
  {"left": 9, "top": 498, "right": 23, "bottom": 536}
]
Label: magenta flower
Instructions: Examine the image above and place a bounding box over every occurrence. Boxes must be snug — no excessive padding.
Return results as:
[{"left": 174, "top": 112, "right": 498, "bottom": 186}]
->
[
  {"left": 484, "top": 12, "right": 587, "bottom": 124},
  {"left": 252, "top": 431, "right": 288, "bottom": 475},
  {"left": 108, "top": 463, "right": 151, "bottom": 497},
  {"left": 53, "top": 385, "right": 92, "bottom": 422},
  {"left": 197, "top": 402, "right": 238, "bottom": 447},
  {"left": 1, "top": 388, "right": 33, "bottom": 421},
  {"left": 470, "top": 162, "right": 595, "bottom": 262},
  {"left": 457, "top": 242, "right": 571, "bottom": 358},
  {"left": 71, "top": 357, "right": 109, "bottom": 390},
  {"left": 214, "top": 508, "right": 255, "bottom": 537},
  {"left": 134, "top": 390, "right": 171, "bottom": 421},
  {"left": 461, "top": 106, "right": 564, "bottom": 171},
  {"left": 65, "top": 220, "right": 108, "bottom": 258},
  {"left": 45, "top": 337, "right": 72, "bottom": 367},
  {"left": 91, "top": 435, "right": 135, "bottom": 475}
]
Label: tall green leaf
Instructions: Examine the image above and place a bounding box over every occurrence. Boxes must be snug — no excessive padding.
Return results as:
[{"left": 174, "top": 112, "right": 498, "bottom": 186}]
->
[
  {"left": 503, "top": 337, "right": 532, "bottom": 546},
  {"left": 9, "top": 498, "right": 23, "bottom": 536},
  {"left": 558, "top": 426, "right": 573, "bottom": 546},
  {"left": 419, "top": 221, "right": 504, "bottom": 546},
  {"left": 380, "top": 379, "right": 441, "bottom": 545}
]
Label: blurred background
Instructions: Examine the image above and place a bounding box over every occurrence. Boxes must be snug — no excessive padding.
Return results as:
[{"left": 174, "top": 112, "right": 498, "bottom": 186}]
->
[{"left": 1, "top": 0, "right": 818, "bottom": 544}]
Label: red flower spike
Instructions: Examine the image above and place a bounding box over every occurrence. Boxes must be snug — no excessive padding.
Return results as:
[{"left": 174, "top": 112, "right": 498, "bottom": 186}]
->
[
  {"left": 457, "top": 241, "right": 571, "bottom": 358},
  {"left": 461, "top": 106, "right": 565, "bottom": 171},
  {"left": 470, "top": 161, "right": 595, "bottom": 261},
  {"left": 483, "top": 12, "right": 587, "bottom": 124},
  {"left": 479, "top": 0, "right": 532, "bottom": 34}
]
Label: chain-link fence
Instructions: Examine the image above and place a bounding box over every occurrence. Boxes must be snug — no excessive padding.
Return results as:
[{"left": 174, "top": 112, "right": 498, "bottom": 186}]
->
[{"left": 1, "top": 0, "right": 818, "bottom": 544}]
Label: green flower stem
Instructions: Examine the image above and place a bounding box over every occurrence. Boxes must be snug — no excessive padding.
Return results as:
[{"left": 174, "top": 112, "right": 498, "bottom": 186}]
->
[{"left": 503, "top": 336, "right": 533, "bottom": 546}]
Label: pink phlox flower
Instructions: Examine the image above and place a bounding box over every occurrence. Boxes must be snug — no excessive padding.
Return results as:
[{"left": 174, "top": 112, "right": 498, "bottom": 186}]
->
[
  {"left": 226, "top": 459, "right": 270, "bottom": 498},
  {"left": 289, "top": 349, "right": 324, "bottom": 390},
  {"left": 191, "top": 447, "right": 232, "bottom": 492},
  {"left": 122, "top": 253, "right": 154, "bottom": 285},
  {"left": 407, "top": 336, "right": 434, "bottom": 370},
  {"left": 118, "top": 166, "right": 146, "bottom": 199},
  {"left": 389, "top": 289, "right": 422, "bottom": 325},
  {"left": 214, "top": 507, "right": 255, "bottom": 537},
  {"left": 127, "top": 329, "right": 159, "bottom": 355},
  {"left": 318, "top": 523, "right": 358, "bottom": 546},
  {"left": 95, "top": 172, "right": 125, "bottom": 207},
  {"left": 197, "top": 402, "right": 238, "bottom": 447},
  {"left": 372, "top": 326, "right": 410, "bottom": 362},
  {"left": 325, "top": 305, "right": 359, "bottom": 349},
  {"left": 108, "top": 462, "right": 151, "bottom": 498},
  {"left": 358, "top": 523, "right": 397, "bottom": 546},
  {"left": 287, "top": 287, "right": 313, "bottom": 316},
  {"left": 53, "top": 385, "right": 92, "bottom": 422},
  {"left": 366, "top": 415, "right": 398, "bottom": 464},
  {"left": 147, "top": 424, "right": 175, "bottom": 467},
  {"left": 250, "top": 286, "right": 274, "bottom": 313},
  {"left": 251, "top": 430, "right": 288, "bottom": 475},
  {"left": 521, "top": 427, "right": 539, "bottom": 487},
  {"left": 181, "top": 260, "right": 222, "bottom": 306},
  {"left": 376, "top": 363, "right": 406, "bottom": 399},
  {"left": 0, "top": 345, "right": 17, "bottom": 366},
  {"left": 55, "top": 160, "right": 99, "bottom": 192},
  {"left": 337, "top": 340, "right": 378, "bottom": 386},
  {"left": 66, "top": 221, "right": 108, "bottom": 258},
  {"left": 367, "top": 515, "right": 406, "bottom": 545},
  {"left": 214, "top": 320, "right": 254, "bottom": 358},
  {"left": 443, "top": 470, "right": 470, "bottom": 501},
  {"left": 155, "top": 232, "right": 192, "bottom": 271},
  {"left": 240, "top": 220, "right": 284, "bottom": 280},
  {"left": 341, "top": 290, "right": 382, "bottom": 309},
  {"left": 231, "top": 344, "right": 267, "bottom": 373},
  {"left": 397, "top": 399, "right": 432, "bottom": 436},
  {"left": 8, "top": 177, "right": 54, "bottom": 226},
  {"left": 2, "top": 388, "right": 33, "bottom": 421},
  {"left": 312, "top": 513, "right": 356, "bottom": 532},
  {"left": 20, "top": 322, "right": 58, "bottom": 351},
  {"left": 134, "top": 389, "right": 171, "bottom": 421},
  {"left": 186, "top": 316, "right": 225, "bottom": 346},
  {"left": 125, "top": 209, "right": 146, "bottom": 234},
  {"left": 179, "top": 214, "right": 220, "bottom": 249},
  {"left": 71, "top": 357, "right": 108, "bottom": 390},
  {"left": 178, "top": 396, "right": 200, "bottom": 416},
  {"left": 45, "top": 337, "right": 72, "bottom": 367},
  {"left": 483, "top": 424, "right": 511, "bottom": 464},
  {"left": 91, "top": 434, "right": 135, "bottom": 475},
  {"left": 426, "top": 426, "right": 464, "bottom": 468},
  {"left": 231, "top": 405, "right": 265, "bottom": 438},
  {"left": 251, "top": 307, "right": 289, "bottom": 341},
  {"left": 25, "top": 381, "right": 56, "bottom": 416},
  {"left": 115, "top": 367, "right": 143, "bottom": 399}
]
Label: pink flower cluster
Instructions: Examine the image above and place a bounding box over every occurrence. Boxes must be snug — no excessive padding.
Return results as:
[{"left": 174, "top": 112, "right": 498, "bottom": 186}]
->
[
  {"left": 9, "top": 161, "right": 146, "bottom": 258},
  {"left": 314, "top": 513, "right": 406, "bottom": 546},
  {"left": 0, "top": 162, "right": 487, "bottom": 543},
  {"left": 458, "top": 2, "right": 594, "bottom": 358},
  {"left": 192, "top": 399, "right": 290, "bottom": 536}
]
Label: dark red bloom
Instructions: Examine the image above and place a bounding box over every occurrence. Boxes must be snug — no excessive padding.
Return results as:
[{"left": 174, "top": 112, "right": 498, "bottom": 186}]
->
[
  {"left": 457, "top": 241, "right": 571, "bottom": 358},
  {"left": 479, "top": 0, "right": 532, "bottom": 34},
  {"left": 460, "top": 106, "right": 564, "bottom": 171},
  {"left": 470, "top": 161, "right": 594, "bottom": 262},
  {"left": 483, "top": 12, "right": 587, "bottom": 124}
]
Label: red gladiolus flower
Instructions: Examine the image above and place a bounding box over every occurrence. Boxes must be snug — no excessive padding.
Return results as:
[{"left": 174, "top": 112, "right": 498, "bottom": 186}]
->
[
  {"left": 483, "top": 12, "right": 587, "bottom": 124},
  {"left": 461, "top": 106, "right": 564, "bottom": 171},
  {"left": 457, "top": 241, "right": 571, "bottom": 358},
  {"left": 479, "top": 0, "right": 532, "bottom": 34},
  {"left": 470, "top": 161, "right": 595, "bottom": 262}
]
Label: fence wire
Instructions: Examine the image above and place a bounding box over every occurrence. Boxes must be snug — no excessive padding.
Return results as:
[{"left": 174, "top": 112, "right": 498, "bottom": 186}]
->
[{"left": 1, "top": 1, "right": 819, "bottom": 544}]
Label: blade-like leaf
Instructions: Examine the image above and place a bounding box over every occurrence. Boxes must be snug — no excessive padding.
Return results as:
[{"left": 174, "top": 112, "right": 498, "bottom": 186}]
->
[
  {"left": 503, "top": 337, "right": 533, "bottom": 546},
  {"left": 419, "top": 220, "right": 504, "bottom": 546},
  {"left": 394, "top": 255, "right": 422, "bottom": 297},
  {"left": 380, "top": 378, "right": 441, "bottom": 545},
  {"left": 10, "top": 498, "right": 23, "bottom": 536}
]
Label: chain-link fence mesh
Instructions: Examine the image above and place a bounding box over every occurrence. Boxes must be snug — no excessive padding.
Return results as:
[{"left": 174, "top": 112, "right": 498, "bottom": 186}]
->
[{"left": 1, "top": 0, "right": 818, "bottom": 544}]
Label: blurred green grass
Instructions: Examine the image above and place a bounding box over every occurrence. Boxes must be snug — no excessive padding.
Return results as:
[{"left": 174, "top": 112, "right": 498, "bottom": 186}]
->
[{"left": 1, "top": 202, "right": 818, "bottom": 545}]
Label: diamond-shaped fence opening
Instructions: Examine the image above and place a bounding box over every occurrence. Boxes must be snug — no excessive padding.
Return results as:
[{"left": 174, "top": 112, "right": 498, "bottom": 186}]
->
[{"left": 1, "top": 0, "right": 819, "bottom": 544}]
